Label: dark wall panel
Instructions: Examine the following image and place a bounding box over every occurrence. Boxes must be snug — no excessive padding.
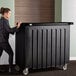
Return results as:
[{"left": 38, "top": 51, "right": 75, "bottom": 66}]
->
[{"left": 15, "top": 0, "right": 54, "bottom": 22}]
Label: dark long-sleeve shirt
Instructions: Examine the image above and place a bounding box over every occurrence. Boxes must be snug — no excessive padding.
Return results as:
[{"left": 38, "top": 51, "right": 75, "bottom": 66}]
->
[{"left": 0, "top": 17, "right": 18, "bottom": 43}]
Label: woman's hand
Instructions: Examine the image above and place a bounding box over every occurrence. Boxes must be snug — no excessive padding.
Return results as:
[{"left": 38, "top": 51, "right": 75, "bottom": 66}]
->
[{"left": 16, "top": 21, "right": 22, "bottom": 28}]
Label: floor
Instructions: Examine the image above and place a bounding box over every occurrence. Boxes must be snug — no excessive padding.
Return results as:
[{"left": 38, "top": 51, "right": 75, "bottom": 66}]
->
[{"left": 0, "top": 61, "right": 76, "bottom": 76}]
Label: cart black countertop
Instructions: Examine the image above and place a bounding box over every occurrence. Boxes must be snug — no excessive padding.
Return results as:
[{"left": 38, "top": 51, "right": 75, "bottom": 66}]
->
[{"left": 21, "top": 22, "right": 73, "bottom": 26}]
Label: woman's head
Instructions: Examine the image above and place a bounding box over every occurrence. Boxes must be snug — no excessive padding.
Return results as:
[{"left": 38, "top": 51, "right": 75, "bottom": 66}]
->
[{"left": 0, "top": 7, "right": 11, "bottom": 19}]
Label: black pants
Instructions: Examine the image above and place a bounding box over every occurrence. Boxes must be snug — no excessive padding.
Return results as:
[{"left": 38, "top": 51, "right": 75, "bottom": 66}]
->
[{"left": 0, "top": 42, "right": 13, "bottom": 67}]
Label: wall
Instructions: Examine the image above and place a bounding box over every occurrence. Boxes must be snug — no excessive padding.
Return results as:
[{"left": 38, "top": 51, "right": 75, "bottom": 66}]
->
[
  {"left": 0, "top": 0, "right": 75, "bottom": 64},
  {"left": 0, "top": 0, "right": 15, "bottom": 64},
  {"left": 55, "top": 0, "right": 62, "bottom": 22},
  {"left": 0, "top": 0, "right": 15, "bottom": 26},
  {"left": 15, "top": 0, "right": 55, "bottom": 23},
  {"left": 55, "top": 0, "right": 76, "bottom": 59},
  {"left": 62, "top": 0, "right": 76, "bottom": 59}
]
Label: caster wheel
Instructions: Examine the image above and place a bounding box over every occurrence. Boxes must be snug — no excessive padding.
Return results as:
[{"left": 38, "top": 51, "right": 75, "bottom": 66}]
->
[
  {"left": 63, "top": 64, "right": 67, "bottom": 70},
  {"left": 23, "top": 68, "right": 29, "bottom": 75},
  {"left": 15, "top": 65, "right": 20, "bottom": 71}
]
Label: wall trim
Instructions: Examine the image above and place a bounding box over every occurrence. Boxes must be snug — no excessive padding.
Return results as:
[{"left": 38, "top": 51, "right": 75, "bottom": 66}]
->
[{"left": 70, "top": 57, "right": 76, "bottom": 60}]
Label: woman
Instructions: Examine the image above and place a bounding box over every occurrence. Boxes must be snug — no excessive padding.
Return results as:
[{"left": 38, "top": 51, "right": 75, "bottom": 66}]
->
[{"left": 0, "top": 7, "right": 21, "bottom": 72}]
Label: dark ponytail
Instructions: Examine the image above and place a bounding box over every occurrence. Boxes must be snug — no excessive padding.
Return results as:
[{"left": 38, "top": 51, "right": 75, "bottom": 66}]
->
[{"left": 0, "top": 7, "right": 11, "bottom": 15}]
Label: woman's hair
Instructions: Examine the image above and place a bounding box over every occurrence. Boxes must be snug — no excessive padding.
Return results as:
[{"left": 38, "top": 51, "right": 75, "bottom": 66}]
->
[{"left": 0, "top": 7, "right": 11, "bottom": 15}]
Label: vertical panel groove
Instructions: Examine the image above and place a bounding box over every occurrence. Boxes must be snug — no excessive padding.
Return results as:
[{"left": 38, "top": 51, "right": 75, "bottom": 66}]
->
[
  {"left": 55, "top": 29, "right": 57, "bottom": 66},
  {"left": 32, "top": 30, "right": 33, "bottom": 68},
  {"left": 60, "top": 29, "right": 61, "bottom": 65},
  {"left": 46, "top": 29, "right": 48, "bottom": 68},
  {"left": 51, "top": 29, "right": 52, "bottom": 66},
  {"left": 41, "top": 29, "right": 43, "bottom": 68},
  {"left": 64, "top": 29, "right": 66, "bottom": 64},
  {"left": 37, "top": 29, "right": 38, "bottom": 68},
  {"left": 56, "top": 29, "right": 60, "bottom": 66}
]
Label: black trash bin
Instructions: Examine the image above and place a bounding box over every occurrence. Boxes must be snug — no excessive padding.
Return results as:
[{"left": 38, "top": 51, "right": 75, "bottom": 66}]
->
[{"left": 15, "top": 22, "right": 73, "bottom": 75}]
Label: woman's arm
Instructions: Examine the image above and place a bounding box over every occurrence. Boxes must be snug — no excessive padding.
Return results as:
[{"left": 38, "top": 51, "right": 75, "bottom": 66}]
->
[{"left": 3, "top": 20, "right": 20, "bottom": 34}]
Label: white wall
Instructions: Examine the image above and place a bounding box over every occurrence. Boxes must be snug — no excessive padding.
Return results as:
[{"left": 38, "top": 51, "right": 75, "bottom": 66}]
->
[
  {"left": 55, "top": 0, "right": 62, "bottom": 22},
  {"left": 62, "top": 0, "right": 76, "bottom": 59}
]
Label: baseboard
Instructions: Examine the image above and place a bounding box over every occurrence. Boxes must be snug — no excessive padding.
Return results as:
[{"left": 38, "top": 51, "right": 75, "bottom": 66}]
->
[{"left": 70, "top": 57, "right": 76, "bottom": 60}]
